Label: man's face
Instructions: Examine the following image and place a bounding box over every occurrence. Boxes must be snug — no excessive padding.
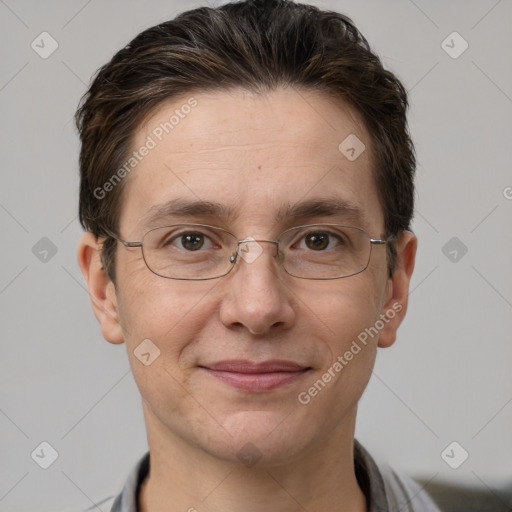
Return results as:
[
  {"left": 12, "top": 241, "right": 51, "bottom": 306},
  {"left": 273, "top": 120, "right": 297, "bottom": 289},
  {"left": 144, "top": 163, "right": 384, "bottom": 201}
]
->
[{"left": 96, "top": 88, "right": 402, "bottom": 463}]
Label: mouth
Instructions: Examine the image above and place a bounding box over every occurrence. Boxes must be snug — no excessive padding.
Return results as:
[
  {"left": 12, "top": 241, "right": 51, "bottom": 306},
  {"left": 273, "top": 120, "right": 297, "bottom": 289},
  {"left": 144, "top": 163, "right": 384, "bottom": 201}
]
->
[{"left": 199, "top": 360, "right": 312, "bottom": 392}]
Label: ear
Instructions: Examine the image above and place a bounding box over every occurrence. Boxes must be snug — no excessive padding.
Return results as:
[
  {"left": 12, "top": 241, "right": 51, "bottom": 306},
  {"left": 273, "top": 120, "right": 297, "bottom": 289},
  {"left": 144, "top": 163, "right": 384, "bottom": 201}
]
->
[
  {"left": 77, "top": 232, "right": 124, "bottom": 345},
  {"left": 377, "top": 230, "right": 418, "bottom": 348}
]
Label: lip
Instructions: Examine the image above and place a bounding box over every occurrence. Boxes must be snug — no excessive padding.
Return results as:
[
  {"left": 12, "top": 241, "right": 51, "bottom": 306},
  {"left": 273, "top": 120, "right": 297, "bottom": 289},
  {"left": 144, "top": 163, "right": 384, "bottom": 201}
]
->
[{"left": 200, "top": 360, "right": 311, "bottom": 392}]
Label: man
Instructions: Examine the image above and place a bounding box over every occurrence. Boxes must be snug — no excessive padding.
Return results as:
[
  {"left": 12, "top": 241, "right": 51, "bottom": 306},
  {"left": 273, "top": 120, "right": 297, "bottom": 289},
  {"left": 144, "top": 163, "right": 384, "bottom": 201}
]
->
[{"left": 76, "top": 1, "right": 440, "bottom": 510}]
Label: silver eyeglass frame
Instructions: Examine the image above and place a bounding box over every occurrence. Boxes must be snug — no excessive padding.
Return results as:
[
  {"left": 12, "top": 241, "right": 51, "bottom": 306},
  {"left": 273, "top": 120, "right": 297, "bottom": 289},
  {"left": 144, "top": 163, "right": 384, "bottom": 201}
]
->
[{"left": 102, "top": 223, "right": 397, "bottom": 281}]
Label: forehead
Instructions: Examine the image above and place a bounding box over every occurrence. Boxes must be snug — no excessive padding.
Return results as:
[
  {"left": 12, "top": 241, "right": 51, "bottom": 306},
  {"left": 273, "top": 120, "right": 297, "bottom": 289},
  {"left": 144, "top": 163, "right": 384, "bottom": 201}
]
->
[{"left": 119, "top": 87, "right": 383, "bottom": 236}]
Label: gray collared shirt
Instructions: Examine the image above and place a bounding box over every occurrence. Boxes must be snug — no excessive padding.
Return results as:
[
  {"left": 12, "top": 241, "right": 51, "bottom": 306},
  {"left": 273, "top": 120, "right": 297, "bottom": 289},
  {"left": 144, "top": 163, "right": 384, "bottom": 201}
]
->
[{"left": 105, "top": 440, "right": 441, "bottom": 512}]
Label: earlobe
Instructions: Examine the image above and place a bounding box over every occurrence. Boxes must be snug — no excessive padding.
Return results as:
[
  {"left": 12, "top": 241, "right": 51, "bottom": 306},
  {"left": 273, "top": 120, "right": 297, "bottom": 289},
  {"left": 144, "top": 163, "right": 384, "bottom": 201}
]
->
[
  {"left": 77, "top": 232, "right": 125, "bottom": 345},
  {"left": 377, "top": 231, "right": 418, "bottom": 348}
]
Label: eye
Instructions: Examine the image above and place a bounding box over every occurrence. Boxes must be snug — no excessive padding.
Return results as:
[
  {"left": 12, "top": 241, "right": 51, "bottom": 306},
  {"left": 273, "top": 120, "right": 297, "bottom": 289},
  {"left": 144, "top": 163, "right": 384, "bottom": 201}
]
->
[
  {"left": 179, "top": 232, "right": 206, "bottom": 251},
  {"left": 163, "top": 231, "right": 214, "bottom": 251},
  {"left": 305, "top": 232, "right": 329, "bottom": 250},
  {"left": 296, "top": 230, "right": 345, "bottom": 251}
]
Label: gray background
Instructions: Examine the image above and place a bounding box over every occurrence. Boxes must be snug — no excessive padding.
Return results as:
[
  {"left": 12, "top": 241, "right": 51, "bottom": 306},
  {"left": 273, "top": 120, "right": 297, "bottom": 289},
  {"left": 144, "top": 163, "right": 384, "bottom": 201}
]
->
[{"left": 1, "top": 0, "right": 511, "bottom": 510}]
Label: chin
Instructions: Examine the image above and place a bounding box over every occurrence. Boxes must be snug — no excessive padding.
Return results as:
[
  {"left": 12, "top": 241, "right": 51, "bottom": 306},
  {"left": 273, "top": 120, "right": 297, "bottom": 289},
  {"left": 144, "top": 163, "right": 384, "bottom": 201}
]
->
[{"left": 206, "top": 409, "right": 317, "bottom": 466}]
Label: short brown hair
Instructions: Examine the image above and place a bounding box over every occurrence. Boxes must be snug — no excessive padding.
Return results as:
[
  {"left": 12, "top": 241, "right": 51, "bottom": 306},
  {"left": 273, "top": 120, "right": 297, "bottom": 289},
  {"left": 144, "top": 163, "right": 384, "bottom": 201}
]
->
[{"left": 75, "top": 0, "right": 415, "bottom": 284}]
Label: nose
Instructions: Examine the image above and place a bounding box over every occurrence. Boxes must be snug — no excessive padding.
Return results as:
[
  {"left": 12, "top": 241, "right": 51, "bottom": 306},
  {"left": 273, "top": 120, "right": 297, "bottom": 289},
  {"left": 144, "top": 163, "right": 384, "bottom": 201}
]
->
[{"left": 218, "top": 239, "right": 296, "bottom": 336}]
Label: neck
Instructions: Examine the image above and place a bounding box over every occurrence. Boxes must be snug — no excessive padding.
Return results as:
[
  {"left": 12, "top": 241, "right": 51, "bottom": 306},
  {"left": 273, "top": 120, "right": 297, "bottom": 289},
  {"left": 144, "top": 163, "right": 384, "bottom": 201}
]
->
[{"left": 139, "top": 413, "right": 367, "bottom": 512}]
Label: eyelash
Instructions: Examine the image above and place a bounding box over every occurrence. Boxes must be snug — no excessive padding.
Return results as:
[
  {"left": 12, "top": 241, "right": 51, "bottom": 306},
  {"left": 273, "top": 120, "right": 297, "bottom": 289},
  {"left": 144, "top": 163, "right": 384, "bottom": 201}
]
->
[{"left": 166, "top": 229, "right": 346, "bottom": 251}]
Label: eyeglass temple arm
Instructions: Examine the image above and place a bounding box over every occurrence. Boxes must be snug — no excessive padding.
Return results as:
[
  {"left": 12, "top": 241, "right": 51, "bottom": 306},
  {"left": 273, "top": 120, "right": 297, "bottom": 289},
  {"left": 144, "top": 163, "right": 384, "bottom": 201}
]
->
[
  {"left": 120, "top": 240, "right": 143, "bottom": 248},
  {"left": 374, "top": 228, "right": 413, "bottom": 244},
  {"left": 101, "top": 226, "right": 143, "bottom": 248},
  {"left": 370, "top": 232, "right": 400, "bottom": 245}
]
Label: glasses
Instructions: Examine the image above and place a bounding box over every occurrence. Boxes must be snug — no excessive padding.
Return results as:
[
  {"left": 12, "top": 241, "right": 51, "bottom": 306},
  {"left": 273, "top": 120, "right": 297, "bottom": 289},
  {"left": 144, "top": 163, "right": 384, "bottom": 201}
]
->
[{"left": 106, "top": 223, "right": 396, "bottom": 281}]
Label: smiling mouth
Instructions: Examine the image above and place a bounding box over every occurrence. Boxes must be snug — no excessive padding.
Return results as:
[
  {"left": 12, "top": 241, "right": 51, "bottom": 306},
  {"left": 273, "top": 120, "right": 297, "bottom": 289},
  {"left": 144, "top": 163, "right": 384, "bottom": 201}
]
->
[{"left": 199, "top": 360, "right": 312, "bottom": 391}]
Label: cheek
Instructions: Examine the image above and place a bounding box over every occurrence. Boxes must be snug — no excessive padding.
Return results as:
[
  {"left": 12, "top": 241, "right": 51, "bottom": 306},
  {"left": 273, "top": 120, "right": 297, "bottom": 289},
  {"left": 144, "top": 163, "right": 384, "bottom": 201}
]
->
[
  {"left": 303, "top": 275, "right": 384, "bottom": 352},
  {"left": 117, "top": 278, "right": 215, "bottom": 419},
  {"left": 293, "top": 281, "right": 381, "bottom": 424},
  {"left": 117, "top": 268, "right": 220, "bottom": 364},
  {"left": 297, "top": 278, "right": 383, "bottom": 393}
]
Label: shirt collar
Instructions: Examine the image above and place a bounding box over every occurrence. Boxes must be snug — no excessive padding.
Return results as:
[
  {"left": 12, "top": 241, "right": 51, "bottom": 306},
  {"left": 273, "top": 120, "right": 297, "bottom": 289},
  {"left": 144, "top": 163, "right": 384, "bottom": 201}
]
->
[
  {"left": 111, "top": 439, "right": 389, "bottom": 512},
  {"left": 354, "top": 439, "right": 390, "bottom": 512}
]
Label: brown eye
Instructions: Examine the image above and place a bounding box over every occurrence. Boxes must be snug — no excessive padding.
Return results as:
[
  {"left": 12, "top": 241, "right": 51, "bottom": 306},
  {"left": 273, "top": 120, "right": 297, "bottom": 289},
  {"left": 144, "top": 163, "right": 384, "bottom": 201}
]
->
[
  {"left": 180, "top": 233, "right": 205, "bottom": 251},
  {"left": 305, "top": 232, "right": 330, "bottom": 250}
]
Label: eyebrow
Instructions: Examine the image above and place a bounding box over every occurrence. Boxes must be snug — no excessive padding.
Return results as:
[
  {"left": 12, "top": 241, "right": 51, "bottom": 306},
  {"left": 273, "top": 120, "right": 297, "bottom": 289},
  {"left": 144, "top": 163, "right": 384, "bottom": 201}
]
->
[
  {"left": 277, "top": 198, "right": 366, "bottom": 226},
  {"left": 138, "top": 197, "right": 368, "bottom": 229}
]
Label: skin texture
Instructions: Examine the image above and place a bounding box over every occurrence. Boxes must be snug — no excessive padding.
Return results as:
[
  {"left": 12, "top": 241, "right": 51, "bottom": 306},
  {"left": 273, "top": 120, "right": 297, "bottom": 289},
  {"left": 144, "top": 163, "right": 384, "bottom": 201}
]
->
[{"left": 78, "top": 87, "right": 417, "bottom": 512}]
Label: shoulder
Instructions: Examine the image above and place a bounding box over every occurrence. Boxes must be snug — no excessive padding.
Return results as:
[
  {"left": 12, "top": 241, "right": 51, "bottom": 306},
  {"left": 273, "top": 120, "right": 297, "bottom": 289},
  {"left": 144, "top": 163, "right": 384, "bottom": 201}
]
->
[
  {"left": 69, "top": 453, "right": 149, "bottom": 512},
  {"left": 353, "top": 440, "right": 441, "bottom": 511},
  {"left": 381, "top": 468, "right": 441, "bottom": 511},
  {"left": 411, "top": 476, "right": 512, "bottom": 512},
  {"left": 383, "top": 469, "right": 512, "bottom": 512}
]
